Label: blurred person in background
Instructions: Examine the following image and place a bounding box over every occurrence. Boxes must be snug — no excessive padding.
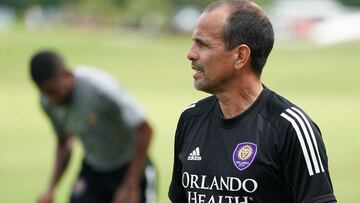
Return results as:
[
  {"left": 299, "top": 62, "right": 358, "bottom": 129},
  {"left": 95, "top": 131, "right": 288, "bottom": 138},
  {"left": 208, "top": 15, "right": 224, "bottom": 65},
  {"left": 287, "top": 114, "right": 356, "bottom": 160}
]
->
[
  {"left": 168, "top": 0, "right": 336, "bottom": 202},
  {"left": 30, "top": 50, "right": 157, "bottom": 203}
]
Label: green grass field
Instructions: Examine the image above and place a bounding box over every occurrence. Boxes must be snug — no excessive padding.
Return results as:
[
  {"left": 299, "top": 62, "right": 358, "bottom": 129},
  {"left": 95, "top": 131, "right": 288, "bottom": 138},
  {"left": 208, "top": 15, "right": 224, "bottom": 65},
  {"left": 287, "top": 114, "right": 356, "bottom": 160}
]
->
[{"left": 0, "top": 26, "right": 359, "bottom": 202}]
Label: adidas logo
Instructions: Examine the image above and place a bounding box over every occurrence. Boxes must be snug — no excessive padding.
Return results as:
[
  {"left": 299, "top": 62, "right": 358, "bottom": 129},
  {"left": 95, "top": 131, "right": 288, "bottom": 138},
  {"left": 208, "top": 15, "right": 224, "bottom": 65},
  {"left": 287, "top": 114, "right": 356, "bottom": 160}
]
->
[{"left": 187, "top": 147, "right": 202, "bottom": 161}]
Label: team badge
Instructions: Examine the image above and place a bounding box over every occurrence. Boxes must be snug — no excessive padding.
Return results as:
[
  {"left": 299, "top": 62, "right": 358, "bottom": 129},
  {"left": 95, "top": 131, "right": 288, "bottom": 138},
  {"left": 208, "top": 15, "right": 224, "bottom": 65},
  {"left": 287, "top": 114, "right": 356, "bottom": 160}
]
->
[
  {"left": 88, "top": 112, "right": 97, "bottom": 124},
  {"left": 233, "top": 142, "right": 257, "bottom": 171}
]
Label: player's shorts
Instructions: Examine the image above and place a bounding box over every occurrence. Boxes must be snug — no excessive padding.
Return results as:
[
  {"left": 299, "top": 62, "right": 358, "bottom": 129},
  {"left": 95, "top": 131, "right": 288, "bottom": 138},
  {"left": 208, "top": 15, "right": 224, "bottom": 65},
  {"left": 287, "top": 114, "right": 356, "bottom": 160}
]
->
[{"left": 70, "top": 159, "right": 157, "bottom": 203}]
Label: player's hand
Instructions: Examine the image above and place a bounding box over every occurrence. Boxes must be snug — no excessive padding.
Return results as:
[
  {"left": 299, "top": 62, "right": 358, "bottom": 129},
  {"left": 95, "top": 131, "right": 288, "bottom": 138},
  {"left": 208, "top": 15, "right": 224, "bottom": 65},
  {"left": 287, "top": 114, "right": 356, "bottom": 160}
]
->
[
  {"left": 112, "top": 183, "right": 140, "bottom": 203},
  {"left": 37, "top": 190, "right": 54, "bottom": 203}
]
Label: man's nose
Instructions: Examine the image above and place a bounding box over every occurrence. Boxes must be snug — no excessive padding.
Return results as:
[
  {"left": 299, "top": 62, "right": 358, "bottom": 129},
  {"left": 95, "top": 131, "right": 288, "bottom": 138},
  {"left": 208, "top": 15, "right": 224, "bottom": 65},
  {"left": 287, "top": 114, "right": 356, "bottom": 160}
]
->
[{"left": 187, "top": 46, "right": 199, "bottom": 61}]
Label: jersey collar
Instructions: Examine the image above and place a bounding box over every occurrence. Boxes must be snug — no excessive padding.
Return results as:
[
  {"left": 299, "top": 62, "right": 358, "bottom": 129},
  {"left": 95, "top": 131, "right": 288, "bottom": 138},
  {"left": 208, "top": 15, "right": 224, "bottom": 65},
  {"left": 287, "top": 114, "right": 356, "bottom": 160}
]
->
[{"left": 213, "top": 85, "right": 272, "bottom": 129}]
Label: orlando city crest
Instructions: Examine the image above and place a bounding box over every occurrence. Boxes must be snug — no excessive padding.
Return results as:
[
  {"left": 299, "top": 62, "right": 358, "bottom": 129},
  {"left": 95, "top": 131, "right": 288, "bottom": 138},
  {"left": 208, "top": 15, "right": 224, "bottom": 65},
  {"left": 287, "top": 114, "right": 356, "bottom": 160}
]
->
[{"left": 233, "top": 142, "right": 257, "bottom": 171}]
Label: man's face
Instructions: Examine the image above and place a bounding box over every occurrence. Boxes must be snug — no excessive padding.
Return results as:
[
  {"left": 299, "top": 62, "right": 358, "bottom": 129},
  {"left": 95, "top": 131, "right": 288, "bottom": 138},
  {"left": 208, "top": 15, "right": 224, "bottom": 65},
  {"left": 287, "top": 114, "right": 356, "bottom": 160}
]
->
[
  {"left": 187, "top": 5, "right": 236, "bottom": 94},
  {"left": 39, "top": 73, "right": 74, "bottom": 105}
]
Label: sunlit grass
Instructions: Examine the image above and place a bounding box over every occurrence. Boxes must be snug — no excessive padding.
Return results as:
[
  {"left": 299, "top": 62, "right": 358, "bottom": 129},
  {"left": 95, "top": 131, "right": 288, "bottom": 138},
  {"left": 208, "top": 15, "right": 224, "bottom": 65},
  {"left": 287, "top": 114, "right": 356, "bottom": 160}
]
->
[{"left": 0, "top": 25, "right": 359, "bottom": 202}]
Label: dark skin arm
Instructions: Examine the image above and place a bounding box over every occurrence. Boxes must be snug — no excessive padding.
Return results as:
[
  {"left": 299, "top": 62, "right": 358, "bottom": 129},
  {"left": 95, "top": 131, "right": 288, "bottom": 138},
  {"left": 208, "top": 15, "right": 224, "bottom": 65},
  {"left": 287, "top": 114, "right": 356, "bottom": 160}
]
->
[
  {"left": 38, "top": 135, "right": 74, "bottom": 203},
  {"left": 112, "top": 121, "right": 153, "bottom": 203}
]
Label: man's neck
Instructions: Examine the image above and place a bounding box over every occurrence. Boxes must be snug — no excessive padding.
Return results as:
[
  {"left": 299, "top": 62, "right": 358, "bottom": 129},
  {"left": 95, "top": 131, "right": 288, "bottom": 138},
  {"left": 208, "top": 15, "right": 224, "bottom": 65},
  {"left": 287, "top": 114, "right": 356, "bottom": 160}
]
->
[{"left": 216, "top": 80, "right": 263, "bottom": 119}]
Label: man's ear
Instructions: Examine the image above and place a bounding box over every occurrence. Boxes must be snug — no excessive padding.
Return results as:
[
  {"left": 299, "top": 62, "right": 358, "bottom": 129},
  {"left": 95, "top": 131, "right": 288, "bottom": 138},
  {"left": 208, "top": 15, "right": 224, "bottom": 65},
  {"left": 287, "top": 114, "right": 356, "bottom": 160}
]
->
[
  {"left": 233, "top": 44, "right": 251, "bottom": 70},
  {"left": 63, "top": 70, "right": 74, "bottom": 85},
  {"left": 64, "top": 70, "right": 73, "bottom": 78}
]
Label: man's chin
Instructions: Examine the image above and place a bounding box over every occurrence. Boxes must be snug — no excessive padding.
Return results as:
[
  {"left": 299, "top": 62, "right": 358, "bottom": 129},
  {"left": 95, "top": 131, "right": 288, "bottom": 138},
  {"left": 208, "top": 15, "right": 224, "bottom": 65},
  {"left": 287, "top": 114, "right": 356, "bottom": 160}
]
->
[
  {"left": 194, "top": 81, "right": 203, "bottom": 90},
  {"left": 52, "top": 97, "right": 72, "bottom": 106},
  {"left": 62, "top": 90, "right": 74, "bottom": 105},
  {"left": 50, "top": 100, "right": 69, "bottom": 106},
  {"left": 194, "top": 82, "right": 213, "bottom": 94}
]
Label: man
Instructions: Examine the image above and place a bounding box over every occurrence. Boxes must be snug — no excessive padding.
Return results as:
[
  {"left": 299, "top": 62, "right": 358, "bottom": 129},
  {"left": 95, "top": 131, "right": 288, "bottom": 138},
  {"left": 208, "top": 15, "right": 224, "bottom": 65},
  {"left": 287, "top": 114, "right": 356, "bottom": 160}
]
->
[
  {"left": 30, "top": 51, "right": 157, "bottom": 203},
  {"left": 168, "top": 0, "right": 336, "bottom": 202}
]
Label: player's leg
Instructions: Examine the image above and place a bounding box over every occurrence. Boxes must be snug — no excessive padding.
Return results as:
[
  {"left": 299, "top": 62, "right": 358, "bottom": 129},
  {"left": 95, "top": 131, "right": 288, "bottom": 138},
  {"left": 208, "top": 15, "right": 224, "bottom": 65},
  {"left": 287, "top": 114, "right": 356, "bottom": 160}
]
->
[{"left": 69, "top": 161, "right": 107, "bottom": 203}]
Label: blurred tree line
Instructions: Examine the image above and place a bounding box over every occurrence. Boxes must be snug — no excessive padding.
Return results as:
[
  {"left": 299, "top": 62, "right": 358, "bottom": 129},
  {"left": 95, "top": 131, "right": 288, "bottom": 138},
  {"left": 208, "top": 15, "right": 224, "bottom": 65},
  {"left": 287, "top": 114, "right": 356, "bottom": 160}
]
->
[
  {"left": 0, "top": 0, "right": 358, "bottom": 31},
  {"left": 1, "top": 0, "right": 359, "bottom": 10},
  {"left": 339, "top": 0, "right": 360, "bottom": 6},
  {"left": 0, "top": 0, "right": 271, "bottom": 14},
  {"left": 0, "top": 0, "right": 171, "bottom": 29},
  {"left": 0, "top": 0, "right": 271, "bottom": 22}
]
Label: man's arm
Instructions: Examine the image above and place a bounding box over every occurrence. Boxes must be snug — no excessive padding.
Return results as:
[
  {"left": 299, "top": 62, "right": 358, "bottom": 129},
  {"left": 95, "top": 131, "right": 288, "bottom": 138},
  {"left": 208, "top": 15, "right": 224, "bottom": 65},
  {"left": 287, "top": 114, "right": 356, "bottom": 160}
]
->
[
  {"left": 38, "top": 135, "right": 74, "bottom": 203},
  {"left": 280, "top": 108, "right": 336, "bottom": 202},
  {"left": 112, "top": 121, "right": 153, "bottom": 203}
]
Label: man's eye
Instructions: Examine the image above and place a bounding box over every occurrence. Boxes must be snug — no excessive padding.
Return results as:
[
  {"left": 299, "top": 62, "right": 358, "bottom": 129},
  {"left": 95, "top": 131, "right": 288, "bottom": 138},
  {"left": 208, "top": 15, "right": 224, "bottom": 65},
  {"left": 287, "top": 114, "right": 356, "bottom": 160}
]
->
[{"left": 196, "top": 40, "right": 206, "bottom": 47}]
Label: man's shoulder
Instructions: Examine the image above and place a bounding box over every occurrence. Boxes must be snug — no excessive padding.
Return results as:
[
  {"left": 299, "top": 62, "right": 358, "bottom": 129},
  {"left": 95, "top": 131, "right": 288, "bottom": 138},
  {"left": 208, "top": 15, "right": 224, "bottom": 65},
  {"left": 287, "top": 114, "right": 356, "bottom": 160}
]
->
[
  {"left": 73, "top": 65, "right": 123, "bottom": 99},
  {"left": 179, "top": 96, "right": 217, "bottom": 121},
  {"left": 262, "top": 89, "right": 315, "bottom": 131},
  {"left": 73, "top": 65, "right": 115, "bottom": 85},
  {"left": 263, "top": 91, "right": 295, "bottom": 117}
]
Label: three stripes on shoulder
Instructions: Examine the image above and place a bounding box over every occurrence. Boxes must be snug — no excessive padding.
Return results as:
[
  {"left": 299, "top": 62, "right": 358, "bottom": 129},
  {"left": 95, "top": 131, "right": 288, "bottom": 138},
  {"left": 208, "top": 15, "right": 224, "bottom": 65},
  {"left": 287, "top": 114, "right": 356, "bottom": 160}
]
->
[{"left": 281, "top": 107, "right": 325, "bottom": 176}]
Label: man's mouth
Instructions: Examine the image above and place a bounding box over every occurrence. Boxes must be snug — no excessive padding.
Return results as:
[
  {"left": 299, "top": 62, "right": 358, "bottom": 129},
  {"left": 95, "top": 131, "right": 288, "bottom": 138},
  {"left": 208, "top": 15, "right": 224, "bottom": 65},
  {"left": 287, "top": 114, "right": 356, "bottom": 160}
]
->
[
  {"left": 191, "top": 61, "right": 204, "bottom": 72},
  {"left": 192, "top": 66, "right": 203, "bottom": 72}
]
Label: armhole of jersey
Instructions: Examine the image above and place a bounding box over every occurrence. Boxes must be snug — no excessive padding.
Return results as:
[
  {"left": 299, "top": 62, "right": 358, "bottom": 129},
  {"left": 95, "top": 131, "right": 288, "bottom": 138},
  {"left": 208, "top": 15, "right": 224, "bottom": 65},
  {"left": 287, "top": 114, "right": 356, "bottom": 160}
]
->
[{"left": 280, "top": 106, "right": 325, "bottom": 177}]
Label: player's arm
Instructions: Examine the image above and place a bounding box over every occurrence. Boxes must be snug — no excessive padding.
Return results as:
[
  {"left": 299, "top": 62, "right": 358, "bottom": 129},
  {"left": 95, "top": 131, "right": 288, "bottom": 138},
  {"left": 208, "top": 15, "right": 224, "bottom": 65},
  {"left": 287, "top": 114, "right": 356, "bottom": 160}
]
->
[
  {"left": 38, "top": 98, "right": 74, "bottom": 203},
  {"left": 38, "top": 135, "right": 74, "bottom": 203},
  {"left": 124, "top": 120, "right": 153, "bottom": 184},
  {"left": 280, "top": 108, "right": 336, "bottom": 203},
  {"left": 103, "top": 85, "right": 153, "bottom": 203},
  {"left": 112, "top": 121, "right": 153, "bottom": 203}
]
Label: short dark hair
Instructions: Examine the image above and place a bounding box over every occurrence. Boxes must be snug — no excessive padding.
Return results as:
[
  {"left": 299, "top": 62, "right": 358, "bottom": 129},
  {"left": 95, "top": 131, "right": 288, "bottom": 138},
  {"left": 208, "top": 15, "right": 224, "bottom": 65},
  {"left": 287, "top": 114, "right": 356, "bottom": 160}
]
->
[
  {"left": 205, "top": 0, "right": 274, "bottom": 75},
  {"left": 30, "top": 50, "right": 65, "bottom": 85}
]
